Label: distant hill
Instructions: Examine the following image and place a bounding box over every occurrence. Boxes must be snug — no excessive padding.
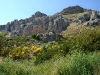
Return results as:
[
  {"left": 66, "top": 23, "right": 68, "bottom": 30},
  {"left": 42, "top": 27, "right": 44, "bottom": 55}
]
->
[{"left": 0, "top": 5, "right": 100, "bottom": 36}]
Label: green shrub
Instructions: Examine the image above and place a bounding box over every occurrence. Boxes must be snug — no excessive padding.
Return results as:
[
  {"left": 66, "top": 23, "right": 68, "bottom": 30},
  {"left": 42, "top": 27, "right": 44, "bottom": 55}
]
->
[
  {"left": 62, "top": 26, "right": 100, "bottom": 52},
  {"left": 58, "top": 51, "right": 94, "bottom": 75},
  {"left": 31, "top": 34, "right": 37, "bottom": 39},
  {"left": 34, "top": 43, "right": 64, "bottom": 65},
  {"left": 34, "top": 51, "right": 51, "bottom": 65},
  {"left": 0, "top": 31, "right": 7, "bottom": 37},
  {"left": 0, "top": 51, "right": 100, "bottom": 75},
  {"left": 0, "top": 36, "right": 7, "bottom": 56},
  {"left": 0, "top": 58, "right": 32, "bottom": 75},
  {"left": 31, "top": 34, "right": 40, "bottom": 40},
  {"left": 34, "top": 45, "right": 54, "bottom": 65},
  {"left": 60, "top": 39, "right": 70, "bottom": 55}
]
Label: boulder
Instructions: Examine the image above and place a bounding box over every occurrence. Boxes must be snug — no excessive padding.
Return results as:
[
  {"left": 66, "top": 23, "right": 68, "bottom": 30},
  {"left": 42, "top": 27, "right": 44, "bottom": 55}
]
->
[{"left": 42, "top": 32, "right": 61, "bottom": 42}]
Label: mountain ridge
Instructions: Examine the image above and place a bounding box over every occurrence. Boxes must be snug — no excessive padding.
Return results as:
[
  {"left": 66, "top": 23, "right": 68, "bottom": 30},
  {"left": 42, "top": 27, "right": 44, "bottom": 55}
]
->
[{"left": 0, "top": 5, "right": 100, "bottom": 36}]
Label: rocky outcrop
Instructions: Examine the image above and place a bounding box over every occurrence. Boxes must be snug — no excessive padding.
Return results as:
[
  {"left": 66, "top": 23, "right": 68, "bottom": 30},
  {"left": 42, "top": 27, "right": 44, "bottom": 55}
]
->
[
  {"left": 90, "top": 11, "right": 98, "bottom": 21},
  {"left": 0, "top": 5, "right": 100, "bottom": 37},
  {"left": 43, "top": 32, "right": 61, "bottom": 42},
  {"left": 83, "top": 11, "right": 100, "bottom": 26},
  {"left": 0, "top": 25, "right": 5, "bottom": 31},
  {"left": 2, "top": 12, "right": 69, "bottom": 36},
  {"left": 86, "top": 19, "right": 100, "bottom": 27},
  {"left": 34, "top": 11, "right": 47, "bottom": 17},
  {"left": 61, "top": 5, "right": 84, "bottom": 14}
]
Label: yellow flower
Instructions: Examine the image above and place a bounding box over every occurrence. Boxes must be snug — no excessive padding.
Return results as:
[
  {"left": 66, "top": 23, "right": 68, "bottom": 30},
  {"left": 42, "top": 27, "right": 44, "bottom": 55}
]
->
[
  {"left": 23, "top": 47, "right": 29, "bottom": 51},
  {"left": 9, "top": 55, "right": 12, "bottom": 58},
  {"left": 31, "top": 46, "right": 36, "bottom": 50},
  {"left": 22, "top": 52, "right": 24, "bottom": 54},
  {"left": 34, "top": 47, "right": 42, "bottom": 53}
]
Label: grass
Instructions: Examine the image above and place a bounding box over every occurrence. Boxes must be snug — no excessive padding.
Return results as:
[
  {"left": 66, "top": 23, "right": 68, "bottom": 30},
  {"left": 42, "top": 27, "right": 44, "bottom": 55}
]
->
[
  {"left": 0, "top": 51, "right": 100, "bottom": 75},
  {"left": 57, "top": 51, "right": 98, "bottom": 75}
]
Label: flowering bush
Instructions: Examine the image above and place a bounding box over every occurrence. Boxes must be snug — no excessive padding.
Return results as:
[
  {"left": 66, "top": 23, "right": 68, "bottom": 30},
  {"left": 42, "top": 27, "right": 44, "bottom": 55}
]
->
[
  {"left": 8, "top": 46, "right": 42, "bottom": 60},
  {"left": 34, "top": 44, "right": 64, "bottom": 65}
]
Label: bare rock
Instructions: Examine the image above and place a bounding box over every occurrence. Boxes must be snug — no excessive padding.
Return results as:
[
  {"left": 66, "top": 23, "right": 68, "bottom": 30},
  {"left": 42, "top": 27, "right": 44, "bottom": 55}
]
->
[{"left": 61, "top": 5, "right": 84, "bottom": 14}]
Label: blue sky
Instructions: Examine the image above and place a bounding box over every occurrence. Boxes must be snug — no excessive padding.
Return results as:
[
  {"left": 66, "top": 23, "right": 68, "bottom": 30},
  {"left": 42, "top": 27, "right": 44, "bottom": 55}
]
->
[{"left": 0, "top": 0, "right": 100, "bottom": 25}]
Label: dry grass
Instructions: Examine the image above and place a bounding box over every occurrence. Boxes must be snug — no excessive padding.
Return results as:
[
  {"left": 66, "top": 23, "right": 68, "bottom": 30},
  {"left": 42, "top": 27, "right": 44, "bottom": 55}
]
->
[
  {"left": 63, "top": 12, "right": 88, "bottom": 21},
  {"left": 61, "top": 23, "right": 81, "bottom": 37}
]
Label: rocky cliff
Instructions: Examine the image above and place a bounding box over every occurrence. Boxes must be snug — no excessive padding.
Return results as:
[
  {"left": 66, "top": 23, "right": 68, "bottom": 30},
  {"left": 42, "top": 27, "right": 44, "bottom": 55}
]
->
[
  {"left": 0, "top": 25, "right": 5, "bottom": 31},
  {"left": 2, "top": 11, "right": 69, "bottom": 36},
  {"left": 0, "top": 5, "right": 100, "bottom": 36}
]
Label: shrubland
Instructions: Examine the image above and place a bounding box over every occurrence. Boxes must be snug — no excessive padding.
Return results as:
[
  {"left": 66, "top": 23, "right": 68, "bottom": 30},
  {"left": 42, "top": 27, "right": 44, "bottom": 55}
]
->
[{"left": 0, "top": 25, "right": 100, "bottom": 75}]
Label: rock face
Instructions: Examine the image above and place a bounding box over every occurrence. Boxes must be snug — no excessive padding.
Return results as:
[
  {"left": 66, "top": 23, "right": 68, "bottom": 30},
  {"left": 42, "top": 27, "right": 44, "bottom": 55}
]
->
[
  {"left": 84, "top": 10, "right": 100, "bottom": 26},
  {"left": 0, "top": 25, "right": 5, "bottom": 31},
  {"left": 90, "top": 11, "right": 98, "bottom": 20},
  {"left": 42, "top": 32, "right": 61, "bottom": 42},
  {"left": 0, "top": 5, "right": 100, "bottom": 37},
  {"left": 2, "top": 12, "right": 69, "bottom": 36}
]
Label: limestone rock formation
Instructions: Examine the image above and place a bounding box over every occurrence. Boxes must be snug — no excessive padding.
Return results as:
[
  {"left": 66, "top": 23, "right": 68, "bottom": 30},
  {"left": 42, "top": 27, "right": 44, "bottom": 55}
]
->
[
  {"left": 0, "top": 5, "right": 100, "bottom": 38},
  {"left": 0, "top": 25, "right": 5, "bottom": 31},
  {"left": 1, "top": 12, "right": 69, "bottom": 36},
  {"left": 90, "top": 11, "right": 98, "bottom": 21},
  {"left": 41, "top": 32, "right": 61, "bottom": 42}
]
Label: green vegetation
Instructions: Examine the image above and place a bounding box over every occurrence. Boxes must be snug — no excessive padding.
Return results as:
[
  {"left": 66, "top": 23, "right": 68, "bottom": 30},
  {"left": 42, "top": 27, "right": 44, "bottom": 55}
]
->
[
  {"left": 31, "top": 34, "right": 40, "bottom": 41},
  {"left": 34, "top": 43, "right": 63, "bottom": 65},
  {"left": 0, "top": 51, "right": 100, "bottom": 75},
  {"left": 0, "top": 31, "right": 7, "bottom": 37},
  {"left": 57, "top": 51, "right": 100, "bottom": 75},
  {"left": 0, "top": 25, "right": 100, "bottom": 75}
]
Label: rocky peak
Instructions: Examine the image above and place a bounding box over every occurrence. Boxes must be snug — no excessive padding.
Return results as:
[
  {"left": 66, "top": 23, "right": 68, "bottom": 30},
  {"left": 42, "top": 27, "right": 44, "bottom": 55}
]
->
[
  {"left": 61, "top": 5, "right": 84, "bottom": 14},
  {"left": 34, "top": 11, "right": 47, "bottom": 17}
]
